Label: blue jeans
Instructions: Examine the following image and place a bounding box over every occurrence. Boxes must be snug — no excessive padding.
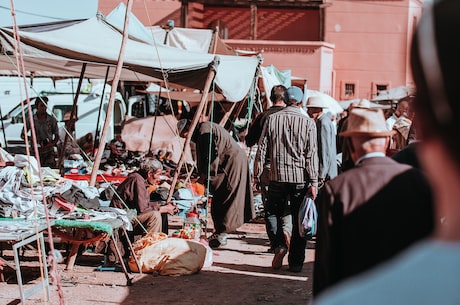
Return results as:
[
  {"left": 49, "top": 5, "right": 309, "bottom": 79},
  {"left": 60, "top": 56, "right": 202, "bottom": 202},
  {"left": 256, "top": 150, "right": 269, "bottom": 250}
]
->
[
  {"left": 260, "top": 166, "right": 293, "bottom": 240},
  {"left": 265, "top": 181, "right": 307, "bottom": 268}
]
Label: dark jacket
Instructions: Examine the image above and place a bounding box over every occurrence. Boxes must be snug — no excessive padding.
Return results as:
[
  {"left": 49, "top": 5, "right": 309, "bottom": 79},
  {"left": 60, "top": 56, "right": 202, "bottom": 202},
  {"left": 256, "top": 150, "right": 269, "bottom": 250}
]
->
[{"left": 313, "top": 156, "right": 434, "bottom": 296}]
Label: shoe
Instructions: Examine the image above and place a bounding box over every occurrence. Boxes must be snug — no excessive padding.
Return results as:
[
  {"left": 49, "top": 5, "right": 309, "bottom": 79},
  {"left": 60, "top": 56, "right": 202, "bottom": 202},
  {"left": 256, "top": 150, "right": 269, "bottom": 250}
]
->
[
  {"left": 288, "top": 265, "right": 303, "bottom": 273},
  {"left": 272, "top": 246, "right": 287, "bottom": 270},
  {"left": 208, "top": 233, "right": 227, "bottom": 249}
]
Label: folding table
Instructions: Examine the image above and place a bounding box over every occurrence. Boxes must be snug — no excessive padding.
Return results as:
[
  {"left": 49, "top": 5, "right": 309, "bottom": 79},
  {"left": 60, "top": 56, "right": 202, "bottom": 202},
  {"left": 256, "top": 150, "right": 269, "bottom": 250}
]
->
[{"left": 0, "top": 219, "right": 51, "bottom": 304}]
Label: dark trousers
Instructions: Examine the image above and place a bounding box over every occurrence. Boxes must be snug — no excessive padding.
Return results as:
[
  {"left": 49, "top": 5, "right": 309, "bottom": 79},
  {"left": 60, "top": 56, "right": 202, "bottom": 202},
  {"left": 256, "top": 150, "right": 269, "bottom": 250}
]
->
[
  {"left": 265, "top": 181, "right": 307, "bottom": 268},
  {"left": 260, "top": 166, "right": 293, "bottom": 241}
]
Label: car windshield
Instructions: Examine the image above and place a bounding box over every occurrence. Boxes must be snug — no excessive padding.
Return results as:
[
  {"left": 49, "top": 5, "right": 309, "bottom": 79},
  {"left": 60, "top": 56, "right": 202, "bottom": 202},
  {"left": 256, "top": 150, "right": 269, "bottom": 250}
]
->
[{"left": 4, "top": 98, "right": 37, "bottom": 122}]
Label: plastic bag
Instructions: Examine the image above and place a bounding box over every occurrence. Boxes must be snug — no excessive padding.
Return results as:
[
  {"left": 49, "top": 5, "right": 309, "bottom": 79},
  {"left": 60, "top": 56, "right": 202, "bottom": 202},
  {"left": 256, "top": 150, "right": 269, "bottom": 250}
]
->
[
  {"left": 298, "top": 195, "right": 318, "bottom": 240},
  {"left": 128, "top": 233, "right": 207, "bottom": 275}
]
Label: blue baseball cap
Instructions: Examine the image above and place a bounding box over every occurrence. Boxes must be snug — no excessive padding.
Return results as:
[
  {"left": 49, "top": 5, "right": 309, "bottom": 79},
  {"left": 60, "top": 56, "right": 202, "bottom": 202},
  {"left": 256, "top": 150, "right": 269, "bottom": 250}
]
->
[{"left": 287, "top": 86, "right": 304, "bottom": 103}]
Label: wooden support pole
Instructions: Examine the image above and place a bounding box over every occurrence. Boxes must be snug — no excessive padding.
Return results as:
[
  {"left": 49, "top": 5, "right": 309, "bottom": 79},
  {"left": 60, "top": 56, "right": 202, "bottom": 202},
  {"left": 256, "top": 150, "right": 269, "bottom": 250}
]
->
[
  {"left": 166, "top": 57, "right": 220, "bottom": 202},
  {"left": 90, "top": 0, "right": 133, "bottom": 186}
]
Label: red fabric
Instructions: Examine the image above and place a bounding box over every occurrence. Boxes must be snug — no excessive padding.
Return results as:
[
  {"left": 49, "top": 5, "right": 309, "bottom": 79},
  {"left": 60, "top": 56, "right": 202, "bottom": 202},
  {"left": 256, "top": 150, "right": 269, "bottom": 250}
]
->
[{"left": 64, "top": 174, "right": 127, "bottom": 182}]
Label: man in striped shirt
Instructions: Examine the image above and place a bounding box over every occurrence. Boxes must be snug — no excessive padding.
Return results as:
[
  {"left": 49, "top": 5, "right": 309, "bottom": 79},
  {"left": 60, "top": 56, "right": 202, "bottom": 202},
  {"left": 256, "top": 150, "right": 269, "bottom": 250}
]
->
[{"left": 255, "top": 87, "right": 319, "bottom": 272}]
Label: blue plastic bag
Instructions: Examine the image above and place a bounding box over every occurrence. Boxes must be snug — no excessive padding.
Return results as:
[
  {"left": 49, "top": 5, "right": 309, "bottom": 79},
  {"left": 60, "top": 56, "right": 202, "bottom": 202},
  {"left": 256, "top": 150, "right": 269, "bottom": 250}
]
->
[{"left": 298, "top": 195, "right": 318, "bottom": 240}]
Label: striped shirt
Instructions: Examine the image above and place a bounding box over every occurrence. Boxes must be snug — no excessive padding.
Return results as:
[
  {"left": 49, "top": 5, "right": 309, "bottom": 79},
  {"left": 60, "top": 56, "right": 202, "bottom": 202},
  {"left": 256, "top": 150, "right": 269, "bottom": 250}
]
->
[{"left": 256, "top": 105, "right": 319, "bottom": 185}]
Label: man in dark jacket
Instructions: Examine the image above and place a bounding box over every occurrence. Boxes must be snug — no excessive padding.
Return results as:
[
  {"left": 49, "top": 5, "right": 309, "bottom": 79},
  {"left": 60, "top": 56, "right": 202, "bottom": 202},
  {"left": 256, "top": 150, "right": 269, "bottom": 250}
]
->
[
  {"left": 110, "top": 158, "right": 177, "bottom": 235},
  {"left": 178, "top": 119, "right": 255, "bottom": 249},
  {"left": 313, "top": 108, "right": 434, "bottom": 296}
]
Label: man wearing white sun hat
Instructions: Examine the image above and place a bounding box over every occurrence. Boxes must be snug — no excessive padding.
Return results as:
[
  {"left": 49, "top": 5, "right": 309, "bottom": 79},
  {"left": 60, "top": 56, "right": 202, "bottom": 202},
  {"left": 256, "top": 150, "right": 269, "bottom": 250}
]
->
[
  {"left": 313, "top": 108, "right": 434, "bottom": 297},
  {"left": 306, "top": 96, "right": 338, "bottom": 184}
]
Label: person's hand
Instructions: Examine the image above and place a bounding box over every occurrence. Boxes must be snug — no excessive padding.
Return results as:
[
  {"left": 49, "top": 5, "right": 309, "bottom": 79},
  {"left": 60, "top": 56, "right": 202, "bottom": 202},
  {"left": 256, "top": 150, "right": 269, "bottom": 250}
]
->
[
  {"left": 308, "top": 186, "right": 317, "bottom": 201},
  {"left": 161, "top": 202, "right": 178, "bottom": 215},
  {"left": 318, "top": 178, "right": 325, "bottom": 189},
  {"left": 252, "top": 176, "right": 261, "bottom": 191}
]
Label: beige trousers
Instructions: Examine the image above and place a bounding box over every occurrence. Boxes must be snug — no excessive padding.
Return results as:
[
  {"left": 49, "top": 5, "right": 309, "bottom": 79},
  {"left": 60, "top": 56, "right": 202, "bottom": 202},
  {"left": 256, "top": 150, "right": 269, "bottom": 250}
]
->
[{"left": 133, "top": 210, "right": 162, "bottom": 234}]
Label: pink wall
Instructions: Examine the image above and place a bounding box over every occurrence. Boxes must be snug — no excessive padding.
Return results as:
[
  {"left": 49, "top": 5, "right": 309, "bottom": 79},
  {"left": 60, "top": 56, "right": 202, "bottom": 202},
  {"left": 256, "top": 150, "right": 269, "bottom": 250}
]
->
[
  {"left": 225, "top": 40, "right": 334, "bottom": 91},
  {"left": 203, "top": 7, "right": 320, "bottom": 41},
  {"left": 325, "top": 0, "right": 422, "bottom": 99},
  {"left": 98, "top": 0, "right": 180, "bottom": 26}
]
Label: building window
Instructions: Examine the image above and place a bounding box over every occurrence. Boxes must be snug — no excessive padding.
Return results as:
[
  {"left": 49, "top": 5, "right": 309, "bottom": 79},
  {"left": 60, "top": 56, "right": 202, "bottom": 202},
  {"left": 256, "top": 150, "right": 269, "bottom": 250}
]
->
[
  {"left": 341, "top": 81, "right": 358, "bottom": 99},
  {"left": 372, "top": 82, "right": 390, "bottom": 98},
  {"left": 376, "top": 84, "right": 388, "bottom": 92},
  {"left": 345, "top": 83, "right": 355, "bottom": 96}
]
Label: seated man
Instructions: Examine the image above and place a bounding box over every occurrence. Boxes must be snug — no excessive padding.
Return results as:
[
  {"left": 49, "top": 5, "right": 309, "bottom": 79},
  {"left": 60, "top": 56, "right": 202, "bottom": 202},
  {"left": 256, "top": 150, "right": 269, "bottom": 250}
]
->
[{"left": 110, "top": 158, "right": 177, "bottom": 236}]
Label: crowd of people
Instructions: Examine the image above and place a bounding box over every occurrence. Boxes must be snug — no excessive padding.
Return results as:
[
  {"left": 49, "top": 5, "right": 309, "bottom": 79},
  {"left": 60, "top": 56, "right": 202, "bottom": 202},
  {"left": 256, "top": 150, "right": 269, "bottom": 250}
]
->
[
  {"left": 15, "top": 1, "right": 458, "bottom": 301},
  {"left": 246, "top": 80, "right": 431, "bottom": 280},
  {"left": 243, "top": 2, "right": 458, "bottom": 303},
  {"left": 313, "top": 0, "right": 460, "bottom": 303}
]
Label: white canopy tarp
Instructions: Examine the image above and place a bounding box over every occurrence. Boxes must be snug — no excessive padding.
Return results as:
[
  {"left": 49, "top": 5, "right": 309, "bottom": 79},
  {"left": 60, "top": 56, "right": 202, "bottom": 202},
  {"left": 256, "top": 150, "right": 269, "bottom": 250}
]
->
[
  {"left": 148, "top": 26, "right": 213, "bottom": 53},
  {"left": 304, "top": 90, "right": 343, "bottom": 114},
  {"left": 339, "top": 99, "right": 390, "bottom": 110},
  {"left": 371, "top": 86, "right": 415, "bottom": 102},
  {"left": 0, "top": 16, "right": 258, "bottom": 102},
  {"left": 106, "top": 3, "right": 235, "bottom": 55},
  {"left": 121, "top": 115, "right": 193, "bottom": 164}
]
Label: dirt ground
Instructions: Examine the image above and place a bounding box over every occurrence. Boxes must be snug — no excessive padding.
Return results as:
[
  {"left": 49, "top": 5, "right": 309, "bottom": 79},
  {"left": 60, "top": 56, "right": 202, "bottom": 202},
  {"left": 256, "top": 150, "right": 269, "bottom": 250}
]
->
[{"left": 0, "top": 223, "right": 315, "bottom": 305}]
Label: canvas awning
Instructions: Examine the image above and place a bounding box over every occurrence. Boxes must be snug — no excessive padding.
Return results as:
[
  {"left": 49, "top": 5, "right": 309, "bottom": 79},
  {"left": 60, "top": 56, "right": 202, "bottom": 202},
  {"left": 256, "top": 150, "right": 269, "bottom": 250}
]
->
[
  {"left": 121, "top": 115, "right": 193, "bottom": 164},
  {"left": 105, "top": 2, "right": 235, "bottom": 55},
  {"left": 371, "top": 86, "right": 415, "bottom": 103},
  {"left": 0, "top": 15, "right": 259, "bottom": 102}
]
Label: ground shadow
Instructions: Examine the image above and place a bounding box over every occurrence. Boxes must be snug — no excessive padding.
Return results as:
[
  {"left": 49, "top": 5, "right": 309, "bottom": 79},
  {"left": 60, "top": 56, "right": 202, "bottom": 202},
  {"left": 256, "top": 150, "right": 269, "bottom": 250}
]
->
[{"left": 119, "top": 266, "right": 313, "bottom": 305}]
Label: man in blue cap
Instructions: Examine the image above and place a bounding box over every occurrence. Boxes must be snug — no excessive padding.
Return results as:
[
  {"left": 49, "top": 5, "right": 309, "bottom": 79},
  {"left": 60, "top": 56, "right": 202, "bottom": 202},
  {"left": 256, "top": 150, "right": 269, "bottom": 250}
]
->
[{"left": 255, "top": 85, "right": 318, "bottom": 272}]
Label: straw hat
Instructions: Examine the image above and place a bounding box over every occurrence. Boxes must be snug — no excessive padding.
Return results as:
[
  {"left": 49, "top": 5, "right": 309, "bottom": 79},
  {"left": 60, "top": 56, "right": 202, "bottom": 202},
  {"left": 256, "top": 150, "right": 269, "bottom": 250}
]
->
[
  {"left": 305, "top": 96, "right": 329, "bottom": 108},
  {"left": 339, "top": 108, "right": 391, "bottom": 137},
  {"left": 355, "top": 99, "right": 370, "bottom": 109}
]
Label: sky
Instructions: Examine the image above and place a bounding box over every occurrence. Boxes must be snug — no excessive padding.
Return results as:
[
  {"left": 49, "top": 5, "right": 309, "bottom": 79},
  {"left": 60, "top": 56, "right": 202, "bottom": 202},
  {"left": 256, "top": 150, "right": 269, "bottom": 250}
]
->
[{"left": 0, "top": 0, "right": 98, "bottom": 27}]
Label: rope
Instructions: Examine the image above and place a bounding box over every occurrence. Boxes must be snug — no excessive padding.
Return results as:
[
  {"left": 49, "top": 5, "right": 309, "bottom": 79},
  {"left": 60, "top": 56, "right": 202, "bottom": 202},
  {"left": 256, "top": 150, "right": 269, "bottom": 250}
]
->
[
  {"left": 8, "top": 1, "right": 65, "bottom": 303},
  {"left": 141, "top": 0, "right": 177, "bottom": 119}
]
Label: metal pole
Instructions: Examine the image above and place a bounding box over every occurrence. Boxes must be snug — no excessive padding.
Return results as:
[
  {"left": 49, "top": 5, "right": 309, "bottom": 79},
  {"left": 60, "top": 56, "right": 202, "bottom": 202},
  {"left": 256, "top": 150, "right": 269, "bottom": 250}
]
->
[
  {"left": 57, "top": 63, "right": 86, "bottom": 171},
  {"left": 0, "top": 105, "right": 7, "bottom": 150}
]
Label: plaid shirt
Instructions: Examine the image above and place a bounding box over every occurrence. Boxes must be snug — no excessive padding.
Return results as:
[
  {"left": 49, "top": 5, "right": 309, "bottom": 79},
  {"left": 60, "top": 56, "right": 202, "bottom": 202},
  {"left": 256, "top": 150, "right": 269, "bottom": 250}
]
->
[{"left": 255, "top": 105, "right": 318, "bottom": 186}]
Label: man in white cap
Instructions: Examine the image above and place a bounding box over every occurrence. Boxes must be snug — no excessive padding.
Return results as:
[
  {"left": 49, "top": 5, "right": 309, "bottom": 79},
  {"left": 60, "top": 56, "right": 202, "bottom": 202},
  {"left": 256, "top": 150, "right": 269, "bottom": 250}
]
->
[
  {"left": 306, "top": 96, "right": 338, "bottom": 184},
  {"left": 313, "top": 108, "right": 434, "bottom": 297}
]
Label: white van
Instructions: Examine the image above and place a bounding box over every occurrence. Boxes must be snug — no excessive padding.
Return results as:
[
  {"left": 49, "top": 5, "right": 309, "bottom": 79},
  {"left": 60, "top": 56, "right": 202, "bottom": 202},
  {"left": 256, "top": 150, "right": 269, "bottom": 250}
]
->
[{"left": 0, "top": 84, "right": 126, "bottom": 151}]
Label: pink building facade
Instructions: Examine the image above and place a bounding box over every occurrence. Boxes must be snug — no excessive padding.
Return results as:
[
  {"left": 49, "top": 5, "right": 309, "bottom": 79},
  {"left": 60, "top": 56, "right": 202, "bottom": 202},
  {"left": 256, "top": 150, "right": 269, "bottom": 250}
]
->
[
  {"left": 98, "top": 0, "right": 422, "bottom": 101},
  {"left": 325, "top": 0, "right": 422, "bottom": 100}
]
